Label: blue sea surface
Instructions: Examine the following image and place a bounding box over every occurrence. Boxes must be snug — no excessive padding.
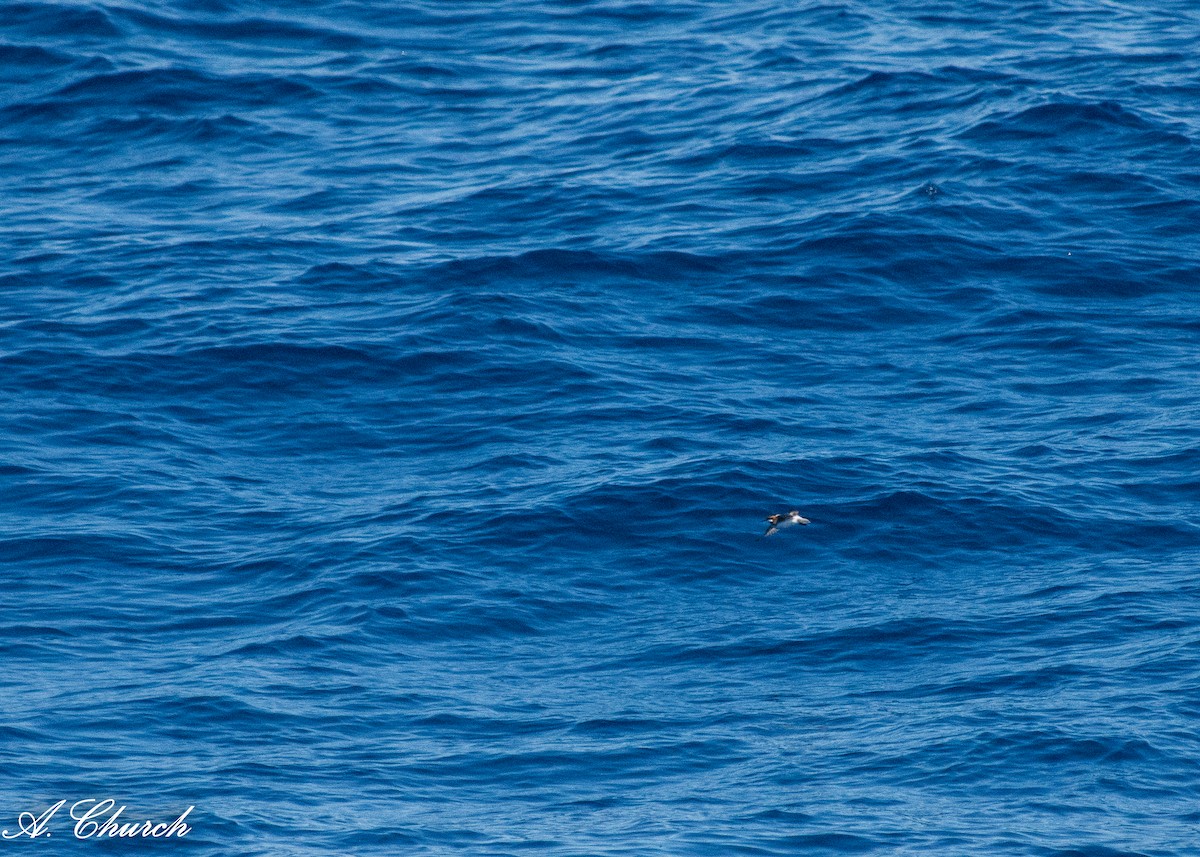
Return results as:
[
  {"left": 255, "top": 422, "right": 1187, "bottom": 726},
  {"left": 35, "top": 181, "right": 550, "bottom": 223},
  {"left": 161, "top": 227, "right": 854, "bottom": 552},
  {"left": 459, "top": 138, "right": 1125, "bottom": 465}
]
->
[{"left": 3, "top": 1, "right": 1200, "bottom": 854}]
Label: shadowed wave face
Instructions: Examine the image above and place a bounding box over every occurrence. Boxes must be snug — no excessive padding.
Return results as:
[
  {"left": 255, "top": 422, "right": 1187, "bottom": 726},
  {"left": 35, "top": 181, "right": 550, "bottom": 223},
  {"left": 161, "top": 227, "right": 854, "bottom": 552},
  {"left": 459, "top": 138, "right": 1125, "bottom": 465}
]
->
[{"left": 2, "top": 1, "right": 1199, "bottom": 854}]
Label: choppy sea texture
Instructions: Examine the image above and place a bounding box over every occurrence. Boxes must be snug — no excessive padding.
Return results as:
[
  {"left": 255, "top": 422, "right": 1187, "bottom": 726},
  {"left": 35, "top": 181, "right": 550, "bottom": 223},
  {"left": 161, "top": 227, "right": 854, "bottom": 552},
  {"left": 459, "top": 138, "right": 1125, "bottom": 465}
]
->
[{"left": 3, "top": 1, "right": 1200, "bottom": 854}]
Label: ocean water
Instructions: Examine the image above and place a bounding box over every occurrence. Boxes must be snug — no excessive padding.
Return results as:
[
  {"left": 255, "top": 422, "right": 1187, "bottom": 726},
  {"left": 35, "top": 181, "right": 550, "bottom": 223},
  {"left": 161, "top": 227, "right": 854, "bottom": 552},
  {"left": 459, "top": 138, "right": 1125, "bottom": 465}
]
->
[{"left": 3, "top": 1, "right": 1200, "bottom": 854}]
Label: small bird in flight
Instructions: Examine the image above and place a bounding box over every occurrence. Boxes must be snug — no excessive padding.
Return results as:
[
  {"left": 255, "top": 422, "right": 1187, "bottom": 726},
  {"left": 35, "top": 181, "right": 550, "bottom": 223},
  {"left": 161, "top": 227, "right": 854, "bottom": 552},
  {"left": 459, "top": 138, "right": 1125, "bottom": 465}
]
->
[{"left": 764, "top": 510, "right": 810, "bottom": 536}]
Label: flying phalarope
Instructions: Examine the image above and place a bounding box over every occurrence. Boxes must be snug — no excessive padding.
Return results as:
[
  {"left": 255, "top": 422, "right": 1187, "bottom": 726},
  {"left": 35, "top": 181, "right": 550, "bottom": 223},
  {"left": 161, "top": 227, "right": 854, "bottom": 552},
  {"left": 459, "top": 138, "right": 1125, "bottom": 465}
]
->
[{"left": 764, "top": 510, "right": 810, "bottom": 536}]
